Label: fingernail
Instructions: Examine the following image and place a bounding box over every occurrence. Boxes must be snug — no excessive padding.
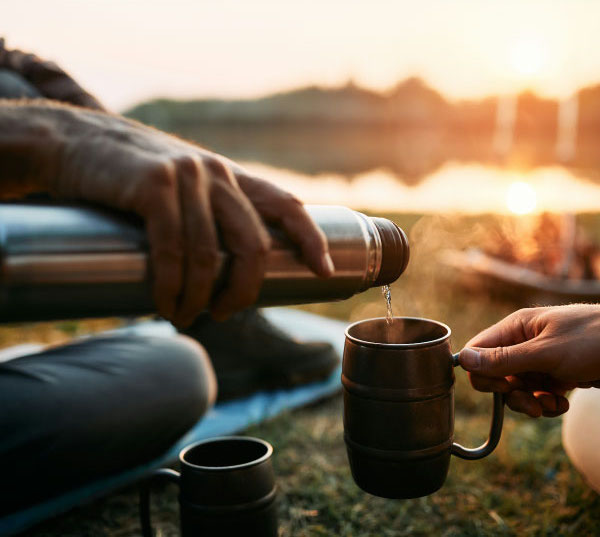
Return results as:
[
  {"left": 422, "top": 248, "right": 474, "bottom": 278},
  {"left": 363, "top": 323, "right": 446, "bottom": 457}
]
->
[
  {"left": 321, "top": 252, "right": 335, "bottom": 277},
  {"left": 460, "top": 348, "right": 481, "bottom": 370}
]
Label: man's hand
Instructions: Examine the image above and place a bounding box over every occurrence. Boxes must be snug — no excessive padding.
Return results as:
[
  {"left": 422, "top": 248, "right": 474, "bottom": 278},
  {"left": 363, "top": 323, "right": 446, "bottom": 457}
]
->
[
  {"left": 0, "top": 43, "right": 333, "bottom": 327},
  {"left": 458, "top": 305, "right": 600, "bottom": 418},
  {"left": 2, "top": 102, "right": 333, "bottom": 327}
]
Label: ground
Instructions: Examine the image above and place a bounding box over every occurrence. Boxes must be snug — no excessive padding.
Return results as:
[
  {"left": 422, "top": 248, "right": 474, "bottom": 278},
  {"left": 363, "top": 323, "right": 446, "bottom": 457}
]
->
[
  {"left": 18, "top": 394, "right": 600, "bottom": 537},
  {"left": 6, "top": 213, "right": 600, "bottom": 536}
]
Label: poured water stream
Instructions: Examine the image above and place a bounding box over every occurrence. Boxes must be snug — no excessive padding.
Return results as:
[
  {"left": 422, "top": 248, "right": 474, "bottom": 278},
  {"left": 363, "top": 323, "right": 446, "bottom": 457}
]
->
[{"left": 381, "top": 285, "right": 394, "bottom": 326}]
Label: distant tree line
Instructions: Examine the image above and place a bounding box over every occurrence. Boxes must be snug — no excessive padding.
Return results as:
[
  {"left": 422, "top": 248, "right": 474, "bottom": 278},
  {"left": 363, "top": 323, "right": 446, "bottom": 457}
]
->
[{"left": 125, "top": 77, "right": 600, "bottom": 138}]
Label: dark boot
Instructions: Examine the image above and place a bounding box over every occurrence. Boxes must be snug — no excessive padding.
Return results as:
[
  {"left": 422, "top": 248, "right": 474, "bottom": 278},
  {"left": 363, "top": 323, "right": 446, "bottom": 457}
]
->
[{"left": 181, "top": 309, "right": 339, "bottom": 401}]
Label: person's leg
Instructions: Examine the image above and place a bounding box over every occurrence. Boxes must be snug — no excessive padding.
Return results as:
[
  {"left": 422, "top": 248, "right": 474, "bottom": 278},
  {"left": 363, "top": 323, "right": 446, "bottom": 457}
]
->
[
  {"left": 182, "top": 309, "right": 339, "bottom": 401},
  {"left": 0, "top": 334, "right": 216, "bottom": 516},
  {"left": 0, "top": 68, "right": 339, "bottom": 401}
]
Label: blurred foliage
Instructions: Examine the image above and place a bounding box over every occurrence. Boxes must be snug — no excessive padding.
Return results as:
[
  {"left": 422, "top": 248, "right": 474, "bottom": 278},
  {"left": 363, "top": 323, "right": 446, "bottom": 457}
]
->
[
  {"left": 125, "top": 79, "right": 600, "bottom": 187},
  {"left": 125, "top": 78, "right": 600, "bottom": 137}
]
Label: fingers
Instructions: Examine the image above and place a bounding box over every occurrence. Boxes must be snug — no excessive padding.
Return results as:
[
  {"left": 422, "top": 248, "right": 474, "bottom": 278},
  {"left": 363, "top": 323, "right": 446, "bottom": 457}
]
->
[
  {"left": 505, "top": 390, "right": 569, "bottom": 418},
  {"left": 506, "top": 390, "right": 543, "bottom": 417},
  {"left": 510, "top": 373, "right": 576, "bottom": 394},
  {"left": 137, "top": 162, "right": 184, "bottom": 321},
  {"left": 468, "top": 372, "right": 511, "bottom": 393},
  {"left": 465, "top": 309, "right": 531, "bottom": 348},
  {"left": 208, "top": 162, "right": 271, "bottom": 320},
  {"left": 235, "top": 173, "right": 334, "bottom": 278},
  {"left": 534, "top": 391, "right": 570, "bottom": 417},
  {"left": 468, "top": 378, "right": 569, "bottom": 418},
  {"left": 171, "top": 156, "right": 219, "bottom": 328},
  {"left": 467, "top": 370, "right": 570, "bottom": 418},
  {"left": 137, "top": 155, "right": 271, "bottom": 324},
  {"left": 468, "top": 371, "right": 573, "bottom": 394},
  {"left": 278, "top": 199, "right": 334, "bottom": 277},
  {"left": 459, "top": 340, "right": 550, "bottom": 378}
]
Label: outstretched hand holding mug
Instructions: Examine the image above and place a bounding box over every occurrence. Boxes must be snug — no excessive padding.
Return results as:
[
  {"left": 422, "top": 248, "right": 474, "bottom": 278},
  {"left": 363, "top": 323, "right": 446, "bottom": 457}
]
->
[
  {"left": 342, "top": 317, "right": 505, "bottom": 499},
  {"left": 459, "top": 304, "right": 600, "bottom": 418}
]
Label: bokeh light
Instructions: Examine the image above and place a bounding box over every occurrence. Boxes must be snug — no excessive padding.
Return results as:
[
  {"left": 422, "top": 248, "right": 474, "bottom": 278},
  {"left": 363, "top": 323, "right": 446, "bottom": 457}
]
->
[
  {"left": 506, "top": 181, "right": 537, "bottom": 215},
  {"left": 509, "top": 35, "right": 547, "bottom": 78}
]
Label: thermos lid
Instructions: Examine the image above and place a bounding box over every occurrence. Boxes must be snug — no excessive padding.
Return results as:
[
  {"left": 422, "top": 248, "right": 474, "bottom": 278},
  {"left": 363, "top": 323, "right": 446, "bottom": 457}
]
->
[{"left": 371, "top": 218, "right": 410, "bottom": 286}]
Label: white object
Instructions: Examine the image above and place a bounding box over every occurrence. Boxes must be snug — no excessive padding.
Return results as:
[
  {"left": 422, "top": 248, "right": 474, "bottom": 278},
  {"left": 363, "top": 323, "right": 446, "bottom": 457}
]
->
[{"left": 562, "top": 388, "right": 600, "bottom": 493}]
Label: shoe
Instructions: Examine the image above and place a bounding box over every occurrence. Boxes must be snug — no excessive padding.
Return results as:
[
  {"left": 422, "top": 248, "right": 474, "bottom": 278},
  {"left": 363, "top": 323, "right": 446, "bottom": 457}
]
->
[{"left": 181, "top": 309, "right": 339, "bottom": 401}]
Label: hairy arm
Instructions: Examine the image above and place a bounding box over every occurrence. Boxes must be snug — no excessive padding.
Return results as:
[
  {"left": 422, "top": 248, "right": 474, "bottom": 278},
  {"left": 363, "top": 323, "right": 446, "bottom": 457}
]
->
[{"left": 0, "top": 100, "right": 65, "bottom": 198}]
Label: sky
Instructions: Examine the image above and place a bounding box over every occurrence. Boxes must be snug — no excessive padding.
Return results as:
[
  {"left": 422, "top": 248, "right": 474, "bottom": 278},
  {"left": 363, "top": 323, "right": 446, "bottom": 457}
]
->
[{"left": 3, "top": 0, "right": 600, "bottom": 111}]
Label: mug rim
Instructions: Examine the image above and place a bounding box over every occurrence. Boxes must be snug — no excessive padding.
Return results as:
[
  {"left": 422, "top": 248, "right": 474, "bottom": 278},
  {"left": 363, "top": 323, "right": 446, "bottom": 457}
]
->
[
  {"left": 179, "top": 436, "right": 273, "bottom": 471},
  {"left": 345, "top": 316, "right": 451, "bottom": 349}
]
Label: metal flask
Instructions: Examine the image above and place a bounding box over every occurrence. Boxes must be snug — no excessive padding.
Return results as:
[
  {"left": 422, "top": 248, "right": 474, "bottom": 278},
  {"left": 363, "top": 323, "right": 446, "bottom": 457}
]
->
[{"left": 0, "top": 202, "right": 409, "bottom": 322}]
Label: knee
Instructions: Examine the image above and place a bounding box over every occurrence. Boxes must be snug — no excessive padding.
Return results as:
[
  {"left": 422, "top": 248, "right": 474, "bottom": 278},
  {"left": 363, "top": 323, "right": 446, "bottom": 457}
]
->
[
  {"left": 149, "top": 334, "right": 217, "bottom": 425},
  {"left": 103, "top": 333, "right": 217, "bottom": 434},
  {"left": 170, "top": 334, "right": 218, "bottom": 414}
]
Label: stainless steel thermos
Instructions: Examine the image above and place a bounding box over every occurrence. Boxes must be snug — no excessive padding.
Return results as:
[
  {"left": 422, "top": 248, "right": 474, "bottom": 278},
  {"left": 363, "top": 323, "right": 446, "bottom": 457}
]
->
[{"left": 0, "top": 203, "right": 409, "bottom": 322}]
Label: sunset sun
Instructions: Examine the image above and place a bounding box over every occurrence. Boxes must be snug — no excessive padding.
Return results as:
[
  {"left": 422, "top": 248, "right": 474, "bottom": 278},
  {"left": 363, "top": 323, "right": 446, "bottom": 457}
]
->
[
  {"left": 506, "top": 181, "right": 537, "bottom": 214},
  {"left": 509, "top": 35, "right": 547, "bottom": 78}
]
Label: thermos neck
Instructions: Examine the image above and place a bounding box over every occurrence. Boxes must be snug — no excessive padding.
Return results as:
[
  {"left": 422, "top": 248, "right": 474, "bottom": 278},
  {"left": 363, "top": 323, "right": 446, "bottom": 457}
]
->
[{"left": 370, "top": 217, "right": 410, "bottom": 286}]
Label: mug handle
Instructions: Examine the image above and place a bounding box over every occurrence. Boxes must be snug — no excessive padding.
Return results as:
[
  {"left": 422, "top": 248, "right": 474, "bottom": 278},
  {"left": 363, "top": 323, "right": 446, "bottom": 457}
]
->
[
  {"left": 449, "top": 352, "right": 505, "bottom": 461},
  {"left": 140, "top": 468, "right": 181, "bottom": 537}
]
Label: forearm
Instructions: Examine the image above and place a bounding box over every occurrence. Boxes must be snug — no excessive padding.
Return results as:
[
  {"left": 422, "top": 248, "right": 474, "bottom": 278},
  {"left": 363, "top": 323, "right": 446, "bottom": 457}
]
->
[
  {"left": 0, "top": 99, "right": 190, "bottom": 200},
  {"left": 0, "top": 100, "right": 71, "bottom": 197}
]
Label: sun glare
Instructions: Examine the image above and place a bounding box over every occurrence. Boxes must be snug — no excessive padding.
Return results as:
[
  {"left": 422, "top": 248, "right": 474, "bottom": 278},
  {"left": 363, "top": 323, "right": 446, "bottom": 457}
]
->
[
  {"left": 509, "top": 36, "right": 546, "bottom": 78},
  {"left": 506, "top": 181, "right": 537, "bottom": 215}
]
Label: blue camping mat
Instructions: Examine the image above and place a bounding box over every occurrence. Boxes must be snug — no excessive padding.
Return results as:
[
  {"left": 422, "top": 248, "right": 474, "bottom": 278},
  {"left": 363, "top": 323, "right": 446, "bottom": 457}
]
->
[{"left": 0, "top": 308, "right": 346, "bottom": 536}]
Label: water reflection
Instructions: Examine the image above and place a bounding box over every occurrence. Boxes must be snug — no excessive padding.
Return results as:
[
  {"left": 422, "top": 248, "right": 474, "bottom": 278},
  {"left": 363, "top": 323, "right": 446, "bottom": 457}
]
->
[
  {"left": 179, "top": 124, "right": 600, "bottom": 188},
  {"left": 242, "top": 161, "right": 600, "bottom": 214},
  {"left": 174, "top": 123, "right": 600, "bottom": 213}
]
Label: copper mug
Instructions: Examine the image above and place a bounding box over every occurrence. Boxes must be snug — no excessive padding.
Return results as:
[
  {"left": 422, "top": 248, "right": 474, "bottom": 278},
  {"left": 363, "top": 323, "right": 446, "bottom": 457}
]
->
[{"left": 343, "top": 317, "right": 504, "bottom": 499}]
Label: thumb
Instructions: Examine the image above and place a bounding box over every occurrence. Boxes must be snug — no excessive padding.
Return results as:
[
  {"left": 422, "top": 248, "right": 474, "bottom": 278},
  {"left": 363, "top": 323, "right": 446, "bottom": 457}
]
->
[{"left": 459, "top": 341, "right": 544, "bottom": 377}]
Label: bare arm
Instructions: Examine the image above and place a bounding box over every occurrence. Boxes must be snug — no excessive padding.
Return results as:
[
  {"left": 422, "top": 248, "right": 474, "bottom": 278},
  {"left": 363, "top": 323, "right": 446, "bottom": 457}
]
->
[{"left": 0, "top": 100, "right": 63, "bottom": 197}]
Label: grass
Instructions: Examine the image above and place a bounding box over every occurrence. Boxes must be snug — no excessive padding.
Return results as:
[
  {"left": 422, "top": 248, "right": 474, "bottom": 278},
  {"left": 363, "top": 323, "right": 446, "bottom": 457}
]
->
[
  {"left": 10, "top": 212, "right": 600, "bottom": 536},
  {"left": 18, "top": 396, "right": 600, "bottom": 537}
]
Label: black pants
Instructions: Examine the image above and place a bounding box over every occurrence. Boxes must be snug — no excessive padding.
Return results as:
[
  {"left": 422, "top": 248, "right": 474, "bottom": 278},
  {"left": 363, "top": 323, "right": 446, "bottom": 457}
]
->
[
  {"left": 0, "top": 69, "right": 215, "bottom": 515},
  {"left": 0, "top": 333, "right": 215, "bottom": 516}
]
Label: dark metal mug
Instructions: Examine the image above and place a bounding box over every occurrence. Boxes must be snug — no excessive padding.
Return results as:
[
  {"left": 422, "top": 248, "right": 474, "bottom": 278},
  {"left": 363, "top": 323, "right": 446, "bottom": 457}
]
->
[
  {"left": 343, "top": 317, "right": 504, "bottom": 499},
  {"left": 140, "top": 436, "right": 278, "bottom": 536}
]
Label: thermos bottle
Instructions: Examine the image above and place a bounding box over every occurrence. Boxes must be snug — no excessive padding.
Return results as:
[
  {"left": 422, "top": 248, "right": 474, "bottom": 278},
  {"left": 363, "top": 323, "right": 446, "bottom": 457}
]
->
[{"left": 0, "top": 203, "right": 409, "bottom": 322}]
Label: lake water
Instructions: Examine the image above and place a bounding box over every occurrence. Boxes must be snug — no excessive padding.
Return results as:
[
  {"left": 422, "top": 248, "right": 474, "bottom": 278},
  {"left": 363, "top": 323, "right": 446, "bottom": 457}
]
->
[
  {"left": 242, "top": 160, "right": 600, "bottom": 214},
  {"left": 182, "top": 125, "right": 600, "bottom": 214}
]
